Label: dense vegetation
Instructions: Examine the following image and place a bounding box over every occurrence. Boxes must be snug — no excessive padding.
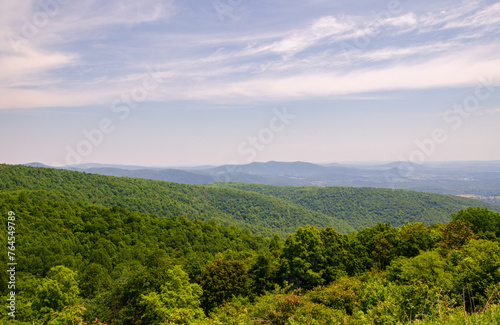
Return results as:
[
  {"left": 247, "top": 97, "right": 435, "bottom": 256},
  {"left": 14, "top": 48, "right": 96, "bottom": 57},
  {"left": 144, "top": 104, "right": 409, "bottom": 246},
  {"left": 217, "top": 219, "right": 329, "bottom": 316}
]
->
[
  {"left": 1, "top": 192, "right": 500, "bottom": 324},
  {"left": 0, "top": 192, "right": 268, "bottom": 323},
  {"left": 0, "top": 165, "right": 351, "bottom": 236},
  {"left": 214, "top": 182, "right": 500, "bottom": 229},
  {"left": 1, "top": 165, "right": 500, "bottom": 324},
  {"left": 2, "top": 165, "right": 498, "bottom": 235},
  {"left": 64, "top": 160, "right": 500, "bottom": 206}
]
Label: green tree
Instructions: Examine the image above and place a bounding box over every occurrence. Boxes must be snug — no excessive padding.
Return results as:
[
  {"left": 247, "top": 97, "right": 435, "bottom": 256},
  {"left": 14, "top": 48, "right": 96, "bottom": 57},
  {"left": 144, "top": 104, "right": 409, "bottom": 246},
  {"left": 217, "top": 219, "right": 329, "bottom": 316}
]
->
[
  {"left": 117, "top": 249, "right": 178, "bottom": 323},
  {"left": 80, "top": 263, "right": 111, "bottom": 297},
  {"left": 452, "top": 207, "right": 500, "bottom": 240},
  {"left": 357, "top": 223, "right": 399, "bottom": 270},
  {"left": 451, "top": 239, "right": 500, "bottom": 310},
  {"left": 269, "top": 234, "right": 283, "bottom": 257},
  {"left": 249, "top": 252, "right": 279, "bottom": 296},
  {"left": 440, "top": 219, "right": 475, "bottom": 251},
  {"left": 139, "top": 265, "right": 204, "bottom": 324},
  {"left": 32, "top": 266, "right": 81, "bottom": 322},
  {"left": 397, "top": 222, "right": 434, "bottom": 257},
  {"left": 198, "top": 259, "right": 248, "bottom": 312},
  {"left": 320, "top": 227, "right": 348, "bottom": 283},
  {"left": 386, "top": 250, "right": 453, "bottom": 289},
  {"left": 343, "top": 232, "right": 370, "bottom": 276},
  {"left": 47, "top": 304, "right": 87, "bottom": 325},
  {"left": 281, "top": 225, "right": 325, "bottom": 290}
]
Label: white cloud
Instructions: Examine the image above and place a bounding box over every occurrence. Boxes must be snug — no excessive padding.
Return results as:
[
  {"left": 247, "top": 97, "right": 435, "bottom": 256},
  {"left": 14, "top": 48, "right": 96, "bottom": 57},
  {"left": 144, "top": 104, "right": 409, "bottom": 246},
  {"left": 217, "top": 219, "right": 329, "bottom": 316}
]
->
[
  {"left": 155, "top": 48, "right": 500, "bottom": 101},
  {"left": 25, "top": 0, "right": 175, "bottom": 44},
  {"left": 235, "top": 15, "right": 356, "bottom": 58},
  {"left": 0, "top": 0, "right": 174, "bottom": 109},
  {"left": 1, "top": 1, "right": 499, "bottom": 109},
  {"left": 412, "top": 0, "right": 500, "bottom": 36},
  {"left": 268, "top": 16, "right": 353, "bottom": 55},
  {"left": 0, "top": 48, "right": 77, "bottom": 87},
  {"left": 442, "top": 1, "right": 500, "bottom": 30}
]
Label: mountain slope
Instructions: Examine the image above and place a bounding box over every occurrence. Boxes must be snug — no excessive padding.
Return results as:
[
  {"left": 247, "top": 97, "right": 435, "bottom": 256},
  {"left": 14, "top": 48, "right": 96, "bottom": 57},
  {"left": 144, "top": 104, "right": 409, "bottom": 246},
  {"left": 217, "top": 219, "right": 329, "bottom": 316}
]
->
[
  {"left": 2, "top": 164, "right": 498, "bottom": 235},
  {"left": 0, "top": 164, "right": 353, "bottom": 236},
  {"left": 46, "top": 161, "right": 500, "bottom": 206},
  {"left": 81, "top": 167, "right": 216, "bottom": 184},
  {"left": 214, "top": 183, "right": 500, "bottom": 229}
]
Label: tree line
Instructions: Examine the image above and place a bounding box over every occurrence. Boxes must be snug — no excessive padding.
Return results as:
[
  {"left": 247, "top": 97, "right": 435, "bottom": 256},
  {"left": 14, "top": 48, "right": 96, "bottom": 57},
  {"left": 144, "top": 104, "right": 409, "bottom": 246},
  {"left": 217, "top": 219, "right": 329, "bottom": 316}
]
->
[{"left": 1, "top": 190, "right": 500, "bottom": 324}]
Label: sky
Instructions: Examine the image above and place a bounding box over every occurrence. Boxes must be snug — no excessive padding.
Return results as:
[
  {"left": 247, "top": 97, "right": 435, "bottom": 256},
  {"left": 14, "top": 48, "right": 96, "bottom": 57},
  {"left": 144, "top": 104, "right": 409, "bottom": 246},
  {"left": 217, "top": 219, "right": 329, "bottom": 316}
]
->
[{"left": 1, "top": 0, "right": 499, "bottom": 167}]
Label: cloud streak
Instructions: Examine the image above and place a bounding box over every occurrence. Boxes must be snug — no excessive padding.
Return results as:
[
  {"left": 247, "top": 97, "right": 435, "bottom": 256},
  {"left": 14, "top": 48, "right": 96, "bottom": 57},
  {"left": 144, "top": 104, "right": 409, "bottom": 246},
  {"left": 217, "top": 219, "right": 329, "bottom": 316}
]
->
[{"left": 0, "top": 0, "right": 499, "bottom": 109}]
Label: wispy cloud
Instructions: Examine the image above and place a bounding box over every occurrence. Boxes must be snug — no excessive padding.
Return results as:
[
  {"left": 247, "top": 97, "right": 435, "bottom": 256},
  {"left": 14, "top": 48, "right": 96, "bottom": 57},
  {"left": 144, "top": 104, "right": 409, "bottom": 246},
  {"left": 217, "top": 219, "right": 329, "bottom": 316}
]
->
[
  {"left": 441, "top": 1, "right": 500, "bottom": 30},
  {"left": 0, "top": 48, "right": 78, "bottom": 87},
  {"left": 1, "top": 0, "right": 500, "bottom": 165},
  {"left": 0, "top": 0, "right": 174, "bottom": 109},
  {"left": 1, "top": 0, "right": 499, "bottom": 109},
  {"left": 162, "top": 50, "right": 500, "bottom": 101}
]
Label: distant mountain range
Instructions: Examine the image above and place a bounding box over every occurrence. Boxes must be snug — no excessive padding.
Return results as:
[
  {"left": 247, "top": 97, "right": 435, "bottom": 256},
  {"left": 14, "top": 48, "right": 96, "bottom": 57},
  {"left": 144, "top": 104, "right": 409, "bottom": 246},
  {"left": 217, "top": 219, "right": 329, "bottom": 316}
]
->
[{"left": 25, "top": 160, "right": 500, "bottom": 205}]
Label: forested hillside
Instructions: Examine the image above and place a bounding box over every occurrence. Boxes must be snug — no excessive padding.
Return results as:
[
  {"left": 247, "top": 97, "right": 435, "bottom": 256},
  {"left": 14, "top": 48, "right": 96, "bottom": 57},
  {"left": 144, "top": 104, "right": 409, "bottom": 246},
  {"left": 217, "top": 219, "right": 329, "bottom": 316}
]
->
[
  {"left": 1, "top": 190, "right": 500, "bottom": 324},
  {"left": 214, "top": 182, "right": 500, "bottom": 229},
  {"left": 0, "top": 165, "right": 351, "bottom": 236},
  {"left": 62, "top": 160, "right": 500, "bottom": 206},
  {"left": 2, "top": 165, "right": 498, "bottom": 235},
  {"left": 0, "top": 192, "right": 268, "bottom": 323}
]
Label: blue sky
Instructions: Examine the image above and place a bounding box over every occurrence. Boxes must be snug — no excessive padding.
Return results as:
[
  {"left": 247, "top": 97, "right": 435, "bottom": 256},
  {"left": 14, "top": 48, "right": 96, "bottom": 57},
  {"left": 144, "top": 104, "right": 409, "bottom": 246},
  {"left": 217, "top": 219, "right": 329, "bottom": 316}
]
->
[{"left": 1, "top": 0, "right": 499, "bottom": 166}]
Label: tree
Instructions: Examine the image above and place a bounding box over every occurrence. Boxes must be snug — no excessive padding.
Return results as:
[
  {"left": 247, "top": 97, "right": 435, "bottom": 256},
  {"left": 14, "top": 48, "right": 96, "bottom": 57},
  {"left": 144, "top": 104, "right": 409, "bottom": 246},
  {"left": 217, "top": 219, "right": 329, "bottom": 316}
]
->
[
  {"left": 320, "top": 227, "right": 348, "bottom": 283},
  {"left": 139, "top": 265, "right": 204, "bottom": 324},
  {"left": 80, "top": 263, "right": 111, "bottom": 297},
  {"left": 357, "top": 223, "right": 399, "bottom": 270},
  {"left": 440, "top": 219, "right": 475, "bottom": 251},
  {"left": 343, "top": 232, "right": 370, "bottom": 276},
  {"left": 47, "top": 304, "right": 87, "bottom": 325},
  {"left": 249, "top": 252, "right": 279, "bottom": 296},
  {"left": 32, "top": 266, "right": 81, "bottom": 322},
  {"left": 386, "top": 251, "right": 453, "bottom": 289},
  {"left": 118, "top": 249, "right": 177, "bottom": 324},
  {"left": 452, "top": 239, "right": 500, "bottom": 310},
  {"left": 198, "top": 259, "right": 248, "bottom": 312},
  {"left": 452, "top": 207, "right": 500, "bottom": 240},
  {"left": 269, "top": 234, "right": 283, "bottom": 257},
  {"left": 397, "top": 222, "right": 434, "bottom": 258},
  {"left": 281, "top": 225, "right": 326, "bottom": 290}
]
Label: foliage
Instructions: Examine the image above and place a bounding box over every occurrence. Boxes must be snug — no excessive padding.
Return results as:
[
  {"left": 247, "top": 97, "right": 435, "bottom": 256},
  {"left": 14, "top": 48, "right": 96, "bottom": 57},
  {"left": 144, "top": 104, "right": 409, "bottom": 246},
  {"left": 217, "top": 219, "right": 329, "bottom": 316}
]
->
[
  {"left": 138, "top": 265, "right": 204, "bottom": 324},
  {"left": 0, "top": 192, "right": 266, "bottom": 323},
  {"left": 217, "top": 182, "right": 500, "bottom": 230},
  {"left": 32, "top": 266, "right": 81, "bottom": 323},
  {"left": 0, "top": 164, "right": 348, "bottom": 237},
  {"left": 450, "top": 239, "right": 500, "bottom": 310},
  {"left": 280, "top": 225, "right": 326, "bottom": 290},
  {"left": 3, "top": 164, "right": 498, "bottom": 237},
  {"left": 386, "top": 250, "right": 454, "bottom": 290},
  {"left": 439, "top": 219, "right": 476, "bottom": 251},
  {"left": 357, "top": 223, "right": 399, "bottom": 270},
  {"left": 249, "top": 252, "right": 280, "bottom": 296},
  {"left": 198, "top": 259, "right": 249, "bottom": 313},
  {"left": 452, "top": 207, "right": 500, "bottom": 240},
  {"left": 1, "top": 165, "right": 500, "bottom": 324},
  {"left": 397, "top": 222, "right": 434, "bottom": 257}
]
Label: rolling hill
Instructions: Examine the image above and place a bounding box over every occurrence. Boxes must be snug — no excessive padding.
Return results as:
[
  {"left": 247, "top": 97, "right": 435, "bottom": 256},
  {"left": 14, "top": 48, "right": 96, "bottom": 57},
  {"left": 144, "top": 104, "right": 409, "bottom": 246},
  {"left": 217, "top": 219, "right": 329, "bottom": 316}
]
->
[
  {"left": 50, "top": 160, "right": 500, "bottom": 206},
  {"left": 2, "top": 164, "right": 498, "bottom": 236},
  {"left": 212, "top": 183, "right": 500, "bottom": 230},
  {"left": 0, "top": 164, "right": 351, "bottom": 236}
]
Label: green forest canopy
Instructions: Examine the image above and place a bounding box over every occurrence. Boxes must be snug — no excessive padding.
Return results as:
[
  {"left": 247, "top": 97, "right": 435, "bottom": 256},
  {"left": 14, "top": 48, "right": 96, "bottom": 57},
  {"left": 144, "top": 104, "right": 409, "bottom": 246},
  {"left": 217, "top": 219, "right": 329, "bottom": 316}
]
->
[
  {"left": 1, "top": 189, "right": 500, "bottom": 324},
  {"left": 1, "top": 164, "right": 498, "bottom": 236},
  {"left": 1, "top": 165, "right": 500, "bottom": 323}
]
